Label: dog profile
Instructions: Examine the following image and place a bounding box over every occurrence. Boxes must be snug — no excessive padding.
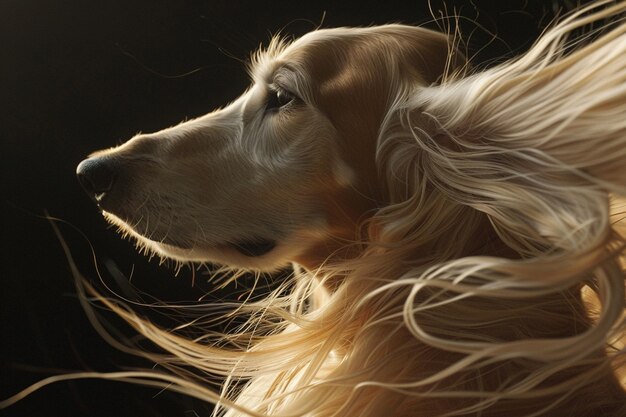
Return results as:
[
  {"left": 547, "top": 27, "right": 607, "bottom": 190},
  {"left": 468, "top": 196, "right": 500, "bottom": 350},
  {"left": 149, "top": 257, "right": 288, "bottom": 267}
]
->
[{"left": 3, "top": 2, "right": 625, "bottom": 416}]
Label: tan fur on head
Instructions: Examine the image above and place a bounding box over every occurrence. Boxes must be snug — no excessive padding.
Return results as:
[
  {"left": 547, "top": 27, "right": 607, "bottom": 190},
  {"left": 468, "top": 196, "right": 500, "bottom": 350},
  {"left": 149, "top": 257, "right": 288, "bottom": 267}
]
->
[
  {"left": 79, "top": 24, "right": 463, "bottom": 274},
  {"left": 4, "top": 1, "right": 626, "bottom": 416}
]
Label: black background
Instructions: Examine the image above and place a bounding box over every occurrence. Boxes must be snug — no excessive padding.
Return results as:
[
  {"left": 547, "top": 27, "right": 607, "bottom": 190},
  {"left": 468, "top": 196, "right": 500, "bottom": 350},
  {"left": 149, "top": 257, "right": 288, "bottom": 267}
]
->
[{"left": 1, "top": 1, "right": 579, "bottom": 416}]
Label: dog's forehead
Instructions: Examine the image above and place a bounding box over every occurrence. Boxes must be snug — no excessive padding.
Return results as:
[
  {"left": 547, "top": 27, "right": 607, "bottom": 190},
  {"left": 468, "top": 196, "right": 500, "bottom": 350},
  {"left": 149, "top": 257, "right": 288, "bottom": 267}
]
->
[
  {"left": 280, "top": 25, "right": 446, "bottom": 60},
  {"left": 288, "top": 26, "right": 365, "bottom": 49},
  {"left": 253, "top": 25, "right": 453, "bottom": 88},
  {"left": 280, "top": 27, "right": 375, "bottom": 69},
  {"left": 250, "top": 27, "right": 366, "bottom": 85},
  {"left": 250, "top": 27, "right": 398, "bottom": 101}
]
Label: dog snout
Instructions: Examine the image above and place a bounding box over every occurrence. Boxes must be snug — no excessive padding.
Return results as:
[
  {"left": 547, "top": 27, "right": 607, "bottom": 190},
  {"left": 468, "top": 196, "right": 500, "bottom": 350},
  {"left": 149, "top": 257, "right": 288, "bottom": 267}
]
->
[{"left": 76, "top": 157, "right": 116, "bottom": 204}]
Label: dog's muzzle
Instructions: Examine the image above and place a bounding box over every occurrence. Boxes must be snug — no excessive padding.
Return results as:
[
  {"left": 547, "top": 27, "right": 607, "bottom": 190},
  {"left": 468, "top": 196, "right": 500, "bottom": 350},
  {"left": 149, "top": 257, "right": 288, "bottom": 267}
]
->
[{"left": 76, "top": 156, "right": 277, "bottom": 258}]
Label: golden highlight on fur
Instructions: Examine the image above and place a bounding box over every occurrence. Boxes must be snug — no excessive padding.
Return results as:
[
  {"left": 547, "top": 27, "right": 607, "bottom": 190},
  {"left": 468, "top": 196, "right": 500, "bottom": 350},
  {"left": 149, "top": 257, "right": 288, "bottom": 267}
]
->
[{"left": 3, "top": 2, "right": 626, "bottom": 416}]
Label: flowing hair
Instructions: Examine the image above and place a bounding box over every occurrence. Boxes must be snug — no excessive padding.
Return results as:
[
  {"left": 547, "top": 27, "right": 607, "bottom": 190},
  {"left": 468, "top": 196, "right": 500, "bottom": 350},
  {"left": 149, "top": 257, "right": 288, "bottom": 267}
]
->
[{"left": 3, "top": 1, "right": 626, "bottom": 416}]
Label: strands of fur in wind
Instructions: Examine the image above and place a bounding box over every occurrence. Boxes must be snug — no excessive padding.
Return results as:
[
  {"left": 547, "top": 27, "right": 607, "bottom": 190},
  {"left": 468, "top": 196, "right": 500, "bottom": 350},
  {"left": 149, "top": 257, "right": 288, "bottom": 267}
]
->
[{"left": 2, "top": 2, "right": 626, "bottom": 416}]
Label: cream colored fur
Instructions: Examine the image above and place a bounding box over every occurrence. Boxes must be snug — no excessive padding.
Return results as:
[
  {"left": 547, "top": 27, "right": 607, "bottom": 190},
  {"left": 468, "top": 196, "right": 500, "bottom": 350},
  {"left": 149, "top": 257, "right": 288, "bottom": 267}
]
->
[{"left": 3, "top": 2, "right": 626, "bottom": 416}]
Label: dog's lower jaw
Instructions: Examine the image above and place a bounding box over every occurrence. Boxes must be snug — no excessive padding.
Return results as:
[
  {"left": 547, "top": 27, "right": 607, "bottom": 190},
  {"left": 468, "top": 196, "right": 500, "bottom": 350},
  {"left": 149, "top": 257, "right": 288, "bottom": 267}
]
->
[
  {"left": 102, "top": 210, "right": 330, "bottom": 271},
  {"left": 231, "top": 239, "right": 277, "bottom": 257}
]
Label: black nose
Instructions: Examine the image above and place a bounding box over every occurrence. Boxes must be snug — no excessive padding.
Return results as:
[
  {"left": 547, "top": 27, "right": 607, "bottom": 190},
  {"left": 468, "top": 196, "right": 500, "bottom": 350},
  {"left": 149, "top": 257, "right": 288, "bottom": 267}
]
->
[{"left": 76, "top": 157, "right": 116, "bottom": 203}]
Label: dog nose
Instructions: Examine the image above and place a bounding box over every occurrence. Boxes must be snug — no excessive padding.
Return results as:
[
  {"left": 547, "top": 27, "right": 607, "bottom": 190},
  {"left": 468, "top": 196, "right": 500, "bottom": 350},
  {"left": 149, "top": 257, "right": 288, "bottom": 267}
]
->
[{"left": 76, "top": 157, "right": 116, "bottom": 203}]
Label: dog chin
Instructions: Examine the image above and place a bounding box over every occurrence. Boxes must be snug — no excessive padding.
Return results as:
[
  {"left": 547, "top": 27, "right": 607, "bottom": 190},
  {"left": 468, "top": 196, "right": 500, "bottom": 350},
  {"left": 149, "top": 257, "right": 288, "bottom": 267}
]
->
[{"left": 101, "top": 210, "right": 291, "bottom": 271}]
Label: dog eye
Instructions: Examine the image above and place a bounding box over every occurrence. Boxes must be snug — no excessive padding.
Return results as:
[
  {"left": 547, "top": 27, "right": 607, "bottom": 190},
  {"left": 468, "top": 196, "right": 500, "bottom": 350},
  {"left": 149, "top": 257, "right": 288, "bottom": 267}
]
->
[{"left": 266, "top": 88, "right": 296, "bottom": 112}]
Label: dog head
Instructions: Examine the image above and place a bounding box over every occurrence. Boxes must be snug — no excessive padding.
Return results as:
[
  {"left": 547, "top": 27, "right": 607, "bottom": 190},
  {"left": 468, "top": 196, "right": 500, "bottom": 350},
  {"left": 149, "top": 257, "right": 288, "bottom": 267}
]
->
[{"left": 76, "top": 25, "right": 456, "bottom": 271}]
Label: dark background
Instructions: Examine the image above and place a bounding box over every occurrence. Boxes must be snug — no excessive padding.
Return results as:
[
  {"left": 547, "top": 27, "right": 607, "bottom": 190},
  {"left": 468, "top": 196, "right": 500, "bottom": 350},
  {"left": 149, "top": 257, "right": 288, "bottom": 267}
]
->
[{"left": 1, "top": 1, "right": 580, "bottom": 416}]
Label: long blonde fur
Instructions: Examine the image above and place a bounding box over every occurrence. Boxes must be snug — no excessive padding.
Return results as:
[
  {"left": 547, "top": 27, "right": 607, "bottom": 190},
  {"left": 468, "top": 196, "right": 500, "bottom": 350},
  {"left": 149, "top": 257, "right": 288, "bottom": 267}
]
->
[{"left": 3, "top": 2, "right": 626, "bottom": 416}]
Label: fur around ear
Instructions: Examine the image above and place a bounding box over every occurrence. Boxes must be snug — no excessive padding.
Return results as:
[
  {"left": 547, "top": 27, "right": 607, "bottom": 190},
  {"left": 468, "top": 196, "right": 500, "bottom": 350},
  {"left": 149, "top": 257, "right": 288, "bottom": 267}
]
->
[
  {"left": 403, "top": 2, "right": 626, "bottom": 254},
  {"left": 367, "top": 2, "right": 626, "bottom": 414}
]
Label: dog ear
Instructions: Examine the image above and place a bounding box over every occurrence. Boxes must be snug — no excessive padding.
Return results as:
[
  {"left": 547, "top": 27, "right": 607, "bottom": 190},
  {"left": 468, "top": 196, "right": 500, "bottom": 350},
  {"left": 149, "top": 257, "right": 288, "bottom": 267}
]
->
[
  {"left": 307, "top": 25, "right": 466, "bottom": 188},
  {"left": 405, "top": 4, "right": 626, "bottom": 252},
  {"left": 417, "top": 6, "right": 626, "bottom": 194}
]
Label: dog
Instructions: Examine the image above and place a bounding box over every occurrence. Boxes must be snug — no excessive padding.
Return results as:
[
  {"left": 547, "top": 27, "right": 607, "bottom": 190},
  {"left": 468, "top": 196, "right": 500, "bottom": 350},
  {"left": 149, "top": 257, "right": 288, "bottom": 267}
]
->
[{"left": 10, "top": 2, "right": 626, "bottom": 416}]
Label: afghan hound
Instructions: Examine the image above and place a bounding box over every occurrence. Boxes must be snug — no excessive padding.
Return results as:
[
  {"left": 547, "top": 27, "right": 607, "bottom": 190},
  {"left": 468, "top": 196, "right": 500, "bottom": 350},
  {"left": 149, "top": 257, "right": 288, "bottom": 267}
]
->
[{"left": 3, "top": 1, "right": 626, "bottom": 416}]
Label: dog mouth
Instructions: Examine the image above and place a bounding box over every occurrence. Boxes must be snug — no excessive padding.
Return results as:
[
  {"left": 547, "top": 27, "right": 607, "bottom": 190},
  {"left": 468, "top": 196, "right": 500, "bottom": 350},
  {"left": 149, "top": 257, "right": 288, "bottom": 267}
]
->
[
  {"left": 103, "top": 210, "right": 278, "bottom": 258},
  {"left": 149, "top": 232, "right": 277, "bottom": 258},
  {"left": 231, "top": 239, "right": 277, "bottom": 257},
  {"left": 161, "top": 238, "right": 277, "bottom": 258},
  {"left": 146, "top": 233, "right": 278, "bottom": 258},
  {"left": 164, "top": 238, "right": 277, "bottom": 258}
]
